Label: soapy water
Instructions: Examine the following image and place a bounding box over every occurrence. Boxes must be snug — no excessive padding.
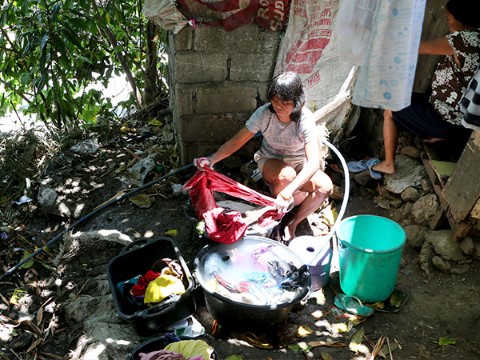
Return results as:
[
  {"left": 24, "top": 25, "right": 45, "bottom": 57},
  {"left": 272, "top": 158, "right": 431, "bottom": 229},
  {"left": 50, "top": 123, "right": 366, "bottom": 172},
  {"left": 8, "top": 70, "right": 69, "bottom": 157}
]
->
[{"left": 199, "top": 240, "right": 307, "bottom": 305}]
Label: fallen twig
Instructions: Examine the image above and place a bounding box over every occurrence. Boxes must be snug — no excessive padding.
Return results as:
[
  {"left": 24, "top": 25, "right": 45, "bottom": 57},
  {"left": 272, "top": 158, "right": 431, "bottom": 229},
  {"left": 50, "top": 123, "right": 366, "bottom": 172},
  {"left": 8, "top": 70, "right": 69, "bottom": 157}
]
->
[
  {"left": 370, "top": 335, "right": 386, "bottom": 359},
  {"left": 73, "top": 279, "right": 90, "bottom": 301},
  {"left": 8, "top": 348, "right": 22, "bottom": 360},
  {"left": 307, "top": 340, "right": 346, "bottom": 348},
  {"left": 38, "top": 351, "right": 64, "bottom": 359},
  {"left": 386, "top": 336, "right": 394, "bottom": 360}
]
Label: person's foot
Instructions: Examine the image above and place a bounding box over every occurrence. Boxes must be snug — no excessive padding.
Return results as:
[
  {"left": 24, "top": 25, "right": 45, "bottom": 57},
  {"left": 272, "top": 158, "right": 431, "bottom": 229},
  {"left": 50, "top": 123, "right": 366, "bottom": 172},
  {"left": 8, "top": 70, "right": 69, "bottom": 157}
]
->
[
  {"left": 283, "top": 223, "right": 296, "bottom": 242},
  {"left": 372, "top": 161, "right": 395, "bottom": 175},
  {"left": 422, "top": 137, "right": 447, "bottom": 144}
]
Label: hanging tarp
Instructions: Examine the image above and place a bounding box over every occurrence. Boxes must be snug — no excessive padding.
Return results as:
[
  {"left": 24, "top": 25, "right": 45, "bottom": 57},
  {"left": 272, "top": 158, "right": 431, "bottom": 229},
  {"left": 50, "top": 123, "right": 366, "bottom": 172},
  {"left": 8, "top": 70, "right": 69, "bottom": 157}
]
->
[
  {"left": 142, "top": 0, "right": 192, "bottom": 33},
  {"left": 274, "top": 0, "right": 353, "bottom": 112},
  {"left": 176, "top": 0, "right": 291, "bottom": 31}
]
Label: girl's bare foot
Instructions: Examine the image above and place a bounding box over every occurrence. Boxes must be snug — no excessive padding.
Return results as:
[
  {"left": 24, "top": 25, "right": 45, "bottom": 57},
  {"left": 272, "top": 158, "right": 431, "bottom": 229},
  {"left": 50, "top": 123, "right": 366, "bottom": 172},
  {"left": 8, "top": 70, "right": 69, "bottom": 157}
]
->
[
  {"left": 372, "top": 161, "right": 395, "bottom": 175},
  {"left": 422, "top": 137, "right": 447, "bottom": 144},
  {"left": 283, "top": 224, "right": 295, "bottom": 242}
]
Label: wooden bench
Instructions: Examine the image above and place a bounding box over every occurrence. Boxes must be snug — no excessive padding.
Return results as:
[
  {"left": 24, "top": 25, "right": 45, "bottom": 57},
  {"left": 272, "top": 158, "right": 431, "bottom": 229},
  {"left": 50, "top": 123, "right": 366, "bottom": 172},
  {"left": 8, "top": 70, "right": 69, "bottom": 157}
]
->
[{"left": 422, "top": 131, "right": 480, "bottom": 240}]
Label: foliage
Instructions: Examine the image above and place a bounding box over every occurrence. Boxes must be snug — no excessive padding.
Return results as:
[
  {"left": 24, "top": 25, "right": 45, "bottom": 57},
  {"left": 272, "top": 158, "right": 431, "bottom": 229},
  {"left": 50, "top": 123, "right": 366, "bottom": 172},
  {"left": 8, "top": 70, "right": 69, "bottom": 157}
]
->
[{"left": 0, "top": 0, "right": 168, "bottom": 130}]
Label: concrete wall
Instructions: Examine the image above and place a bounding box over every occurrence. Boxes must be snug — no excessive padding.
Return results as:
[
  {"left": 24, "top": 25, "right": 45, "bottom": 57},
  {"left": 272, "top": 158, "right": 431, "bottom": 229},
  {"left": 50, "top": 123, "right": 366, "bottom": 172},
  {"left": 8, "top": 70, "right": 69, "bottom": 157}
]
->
[
  {"left": 168, "top": 0, "right": 448, "bottom": 164},
  {"left": 168, "top": 24, "right": 282, "bottom": 164}
]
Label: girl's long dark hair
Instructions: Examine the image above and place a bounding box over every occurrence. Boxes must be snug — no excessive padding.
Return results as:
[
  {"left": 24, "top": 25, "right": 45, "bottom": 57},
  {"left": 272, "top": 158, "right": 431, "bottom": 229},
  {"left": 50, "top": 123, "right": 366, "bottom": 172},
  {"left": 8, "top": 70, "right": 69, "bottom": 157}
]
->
[{"left": 267, "top": 72, "right": 305, "bottom": 123}]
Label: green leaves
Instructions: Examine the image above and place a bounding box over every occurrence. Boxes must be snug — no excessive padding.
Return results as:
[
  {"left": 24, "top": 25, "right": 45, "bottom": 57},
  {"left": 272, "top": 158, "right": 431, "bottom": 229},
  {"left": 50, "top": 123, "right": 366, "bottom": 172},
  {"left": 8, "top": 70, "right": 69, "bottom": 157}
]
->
[
  {"left": 0, "top": 0, "right": 168, "bottom": 129},
  {"left": 438, "top": 337, "right": 456, "bottom": 346}
]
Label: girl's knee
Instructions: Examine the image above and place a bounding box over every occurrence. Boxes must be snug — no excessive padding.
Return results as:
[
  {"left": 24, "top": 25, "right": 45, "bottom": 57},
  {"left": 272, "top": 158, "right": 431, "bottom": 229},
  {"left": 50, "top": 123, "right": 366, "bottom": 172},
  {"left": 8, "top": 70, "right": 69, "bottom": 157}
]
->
[
  {"left": 278, "top": 166, "right": 297, "bottom": 181},
  {"left": 271, "top": 167, "right": 296, "bottom": 190},
  {"left": 315, "top": 172, "right": 333, "bottom": 193}
]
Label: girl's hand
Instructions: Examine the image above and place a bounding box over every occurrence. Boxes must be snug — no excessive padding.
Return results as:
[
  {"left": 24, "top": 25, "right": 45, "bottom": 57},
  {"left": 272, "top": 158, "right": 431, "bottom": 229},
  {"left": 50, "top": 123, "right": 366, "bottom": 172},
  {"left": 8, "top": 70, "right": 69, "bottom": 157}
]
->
[
  {"left": 275, "top": 193, "right": 294, "bottom": 214},
  {"left": 193, "top": 157, "right": 213, "bottom": 170}
]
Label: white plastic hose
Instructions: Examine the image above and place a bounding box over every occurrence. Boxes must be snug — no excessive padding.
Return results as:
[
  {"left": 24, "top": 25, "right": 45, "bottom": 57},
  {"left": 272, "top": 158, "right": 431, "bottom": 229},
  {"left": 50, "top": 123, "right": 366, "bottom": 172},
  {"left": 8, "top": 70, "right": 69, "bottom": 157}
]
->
[{"left": 308, "top": 139, "right": 350, "bottom": 265}]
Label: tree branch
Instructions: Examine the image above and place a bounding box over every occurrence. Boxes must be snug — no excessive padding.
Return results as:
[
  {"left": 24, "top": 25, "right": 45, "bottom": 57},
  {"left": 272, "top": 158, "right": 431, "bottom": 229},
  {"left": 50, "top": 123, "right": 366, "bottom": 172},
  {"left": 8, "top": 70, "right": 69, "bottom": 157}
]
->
[{"left": 90, "top": 0, "right": 143, "bottom": 107}]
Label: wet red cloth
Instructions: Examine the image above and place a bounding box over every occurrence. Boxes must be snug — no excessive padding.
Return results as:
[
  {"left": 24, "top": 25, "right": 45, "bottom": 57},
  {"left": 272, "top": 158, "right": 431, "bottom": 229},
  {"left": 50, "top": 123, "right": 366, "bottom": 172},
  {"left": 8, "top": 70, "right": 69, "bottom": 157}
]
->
[
  {"left": 182, "top": 168, "right": 283, "bottom": 243},
  {"left": 203, "top": 207, "right": 248, "bottom": 244}
]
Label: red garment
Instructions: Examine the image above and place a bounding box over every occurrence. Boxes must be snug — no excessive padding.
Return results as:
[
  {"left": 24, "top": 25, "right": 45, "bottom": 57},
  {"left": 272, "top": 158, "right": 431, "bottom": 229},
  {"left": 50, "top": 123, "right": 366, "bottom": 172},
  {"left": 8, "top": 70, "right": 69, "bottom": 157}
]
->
[
  {"left": 131, "top": 270, "right": 160, "bottom": 296},
  {"left": 203, "top": 207, "right": 248, "bottom": 244},
  {"left": 182, "top": 168, "right": 283, "bottom": 243}
]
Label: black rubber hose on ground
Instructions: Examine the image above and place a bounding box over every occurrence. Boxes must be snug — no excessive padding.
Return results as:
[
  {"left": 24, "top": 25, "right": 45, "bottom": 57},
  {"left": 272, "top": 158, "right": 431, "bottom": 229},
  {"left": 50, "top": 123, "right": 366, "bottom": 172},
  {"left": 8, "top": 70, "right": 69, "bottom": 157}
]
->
[{"left": 0, "top": 163, "right": 194, "bottom": 281}]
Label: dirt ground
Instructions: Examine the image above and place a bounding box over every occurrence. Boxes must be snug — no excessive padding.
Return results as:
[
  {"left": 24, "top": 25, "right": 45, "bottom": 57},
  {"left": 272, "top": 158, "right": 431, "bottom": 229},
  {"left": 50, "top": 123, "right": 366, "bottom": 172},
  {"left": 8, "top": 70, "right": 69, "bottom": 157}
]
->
[{"left": 1, "top": 123, "right": 480, "bottom": 360}]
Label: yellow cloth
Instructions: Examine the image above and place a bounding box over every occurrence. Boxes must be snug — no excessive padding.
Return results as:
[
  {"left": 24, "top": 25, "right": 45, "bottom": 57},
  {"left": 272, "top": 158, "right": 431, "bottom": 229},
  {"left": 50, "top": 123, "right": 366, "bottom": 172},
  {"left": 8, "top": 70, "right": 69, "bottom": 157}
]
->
[
  {"left": 144, "top": 273, "right": 185, "bottom": 304},
  {"left": 164, "top": 340, "right": 213, "bottom": 360}
]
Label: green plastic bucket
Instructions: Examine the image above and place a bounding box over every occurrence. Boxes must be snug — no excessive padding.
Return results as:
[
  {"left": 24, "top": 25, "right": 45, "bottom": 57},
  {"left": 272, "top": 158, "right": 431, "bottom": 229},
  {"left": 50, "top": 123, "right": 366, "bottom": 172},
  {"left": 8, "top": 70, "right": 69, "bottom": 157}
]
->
[{"left": 336, "top": 215, "right": 406, "bottom": 302}]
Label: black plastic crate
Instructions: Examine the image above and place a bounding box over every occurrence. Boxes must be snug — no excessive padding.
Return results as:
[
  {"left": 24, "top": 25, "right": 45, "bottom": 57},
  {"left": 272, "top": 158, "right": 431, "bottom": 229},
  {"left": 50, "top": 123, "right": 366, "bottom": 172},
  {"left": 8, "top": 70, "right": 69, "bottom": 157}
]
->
[{"left": 107, "top": 237, "right": 196, "bottom": 336}]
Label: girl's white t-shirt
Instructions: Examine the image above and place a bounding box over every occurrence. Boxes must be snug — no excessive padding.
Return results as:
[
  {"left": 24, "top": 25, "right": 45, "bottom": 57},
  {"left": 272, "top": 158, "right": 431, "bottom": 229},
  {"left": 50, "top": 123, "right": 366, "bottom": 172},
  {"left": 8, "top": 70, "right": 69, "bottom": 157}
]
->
[{"left": 245, "top": 104, "right": 317, "bottom": 161}]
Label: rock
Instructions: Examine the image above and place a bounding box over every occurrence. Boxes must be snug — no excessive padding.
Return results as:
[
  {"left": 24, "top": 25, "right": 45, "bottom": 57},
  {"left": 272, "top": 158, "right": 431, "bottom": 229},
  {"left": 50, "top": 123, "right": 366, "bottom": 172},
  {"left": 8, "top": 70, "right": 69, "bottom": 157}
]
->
[
  {"left": 401, "top": 187, "right": 420, "bottom": 202},
  {"left": 390, "top": 209, "right": 404, "bottom": 223},
  {"left": 70, "top": 138, "right": 99, "bottom": 155},
  {"left": 432, "top": 255, "right": 451, "bottom": 273},
  {"left": 37, "top": 186, "right": 58, "bottom": 211},
  {"left": 37, "top": 185, "right": 88, "bottom": 219},
  {"left": 451, "top": 263, "right": 471, "bottom": 275},
  {"left": 64, "top": 295, "right": 99, "bottom": 324},
  {"left": 460, "top": 236, "right": 474, "bottom": 255},
  {"left": 400, "top": 145, "right": 421, "bottom": 159},
  {"left": 389, "top": 198, "right": 403, "bottom": 208},
  {"left": 9, "top": 331, "right": 34, "bottom": 351},
  {"left": 118, "top": 155, "right": 156, "bottom": 186},
  {"left": 400, "top": 217, "right": 414, "bottom": 227},
  {"left": 402, "top": 202, "right": 413, "bottom": 219},
  {"left": 425, "top": 230, "right": 465, "bottom": 261},
  {"left": 411, "top": 194, "right": 439, "bottom": 226},
  {"left": 473, "top": 241, "right": 480, "bottom": 258},
  {"left": 421, "top": 179, "right": 432, "bottom": 193},
  {"left": 374, "top": 196, "right": 390, "bottom": 209},
  {"left": 353, "top": 171, "right": 373, "bottom": 186},
  {"left": 53, "top": 230, "right": 131, "bottom": 266},
  {"left": 384, "top": 154, "right": 427, "bottom": 194},
  {"left": 419, "top": 242, "right": 434, "bottom": 277},
  {"left": 405, "top": 224, "right": 428, "bottom": 248},
  {"left": 171, "top": 183, "right": 183, "bottom": 195}
]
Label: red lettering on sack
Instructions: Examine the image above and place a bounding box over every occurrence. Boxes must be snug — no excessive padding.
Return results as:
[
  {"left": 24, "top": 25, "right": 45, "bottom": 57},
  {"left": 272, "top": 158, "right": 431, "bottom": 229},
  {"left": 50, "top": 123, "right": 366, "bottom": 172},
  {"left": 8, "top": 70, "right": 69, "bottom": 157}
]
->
[
  {"left": 313, "top": 18, "right": 331, "bottom": 26},
  {"left": 274, "top": 0, "right": 284, "bottom": 13},
  {"left": 320, "top": 8, "right": 331, "bottom": 17},
  {"left": 270, "top": 19, "right": 283, "bottom": 31},
  {"left": 284, "top": 36, "right": 331, "bottom": 74},
  {"left": 305, "top": 72, "right": 321, "bottom": 89},
  {"left": 257, "top": 7, "right": 269, "bottom": 20}
]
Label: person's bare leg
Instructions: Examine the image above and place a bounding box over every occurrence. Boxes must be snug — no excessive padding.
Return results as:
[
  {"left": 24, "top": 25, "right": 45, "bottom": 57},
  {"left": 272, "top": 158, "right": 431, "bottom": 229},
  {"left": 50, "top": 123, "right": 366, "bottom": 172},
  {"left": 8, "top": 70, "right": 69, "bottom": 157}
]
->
[
  {"left": 283, "top": 171, "right": 333, "bottom": 241},
  {"left": 263, "top": 160, "right": 333, "bottom": 241},
  {"left": 262, "top": 159, "right": 296, "bottom": 196},
  {"left": 372, "top": 109, "right": 397, "bottom": 174},
  {"left": 422, "top": 137, "right": 447, "bottom": 144}
]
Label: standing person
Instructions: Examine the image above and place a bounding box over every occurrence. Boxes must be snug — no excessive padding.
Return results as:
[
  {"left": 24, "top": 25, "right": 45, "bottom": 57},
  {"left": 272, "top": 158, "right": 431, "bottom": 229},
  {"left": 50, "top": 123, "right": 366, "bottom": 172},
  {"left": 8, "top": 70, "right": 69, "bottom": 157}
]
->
[
  {"left": 373, "top": 0, "right": 480, "bottom": 175},
  {"left": 193, "top": 71, "right": 333, "bottom": 242}
]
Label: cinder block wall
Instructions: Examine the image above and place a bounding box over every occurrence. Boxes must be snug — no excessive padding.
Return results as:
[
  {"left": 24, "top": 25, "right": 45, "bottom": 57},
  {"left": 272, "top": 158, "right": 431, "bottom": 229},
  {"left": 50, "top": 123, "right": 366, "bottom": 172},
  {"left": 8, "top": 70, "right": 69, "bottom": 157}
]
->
[{"left": 168, "top": 24, "right": 282, "bottom": 164}]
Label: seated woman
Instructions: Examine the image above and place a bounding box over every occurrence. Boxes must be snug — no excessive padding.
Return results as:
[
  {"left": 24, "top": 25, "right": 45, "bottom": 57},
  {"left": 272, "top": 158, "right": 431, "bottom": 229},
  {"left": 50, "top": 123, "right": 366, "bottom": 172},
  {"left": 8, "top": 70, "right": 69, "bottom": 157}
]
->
[
  {"left": 373, "top": 0, "right": 480, "bottom": 175},
  {"left": 193, "top": 72, "right": 332, "bottom": 242}
]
